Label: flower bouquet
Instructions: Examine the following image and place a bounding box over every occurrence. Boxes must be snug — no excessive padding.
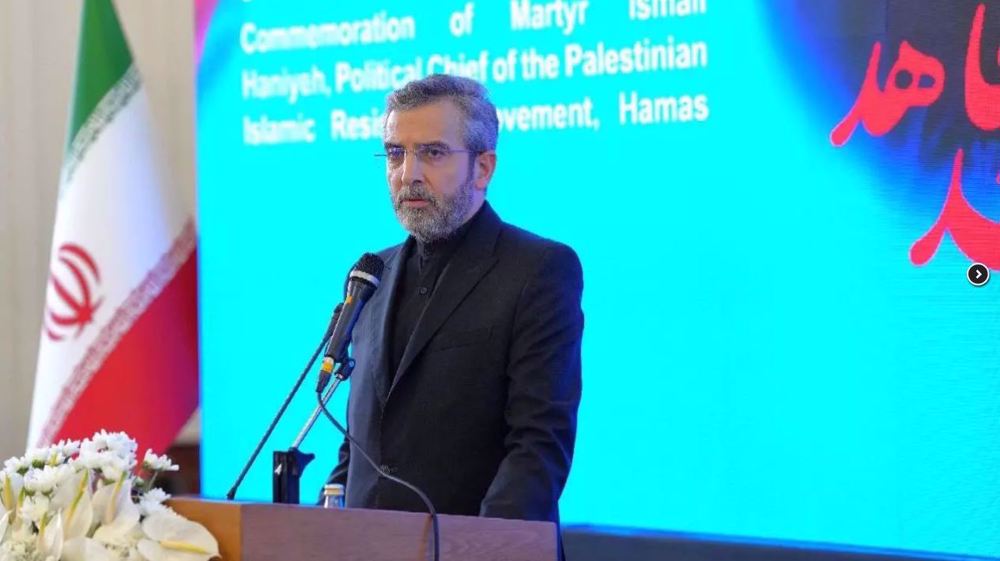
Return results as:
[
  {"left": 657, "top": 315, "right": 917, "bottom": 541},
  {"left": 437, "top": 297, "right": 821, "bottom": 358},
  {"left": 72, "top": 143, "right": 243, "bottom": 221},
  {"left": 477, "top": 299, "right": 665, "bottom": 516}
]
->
[{"left": 0, "top": 431, "right": 218, "bottom": 561}]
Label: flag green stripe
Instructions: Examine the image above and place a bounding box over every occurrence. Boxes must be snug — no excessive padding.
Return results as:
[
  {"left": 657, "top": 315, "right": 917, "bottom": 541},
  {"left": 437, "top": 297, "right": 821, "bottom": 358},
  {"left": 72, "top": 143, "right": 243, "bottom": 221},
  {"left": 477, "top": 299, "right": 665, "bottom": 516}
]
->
[{"left": 66, "top": 0, "right": 133, "bottom": 151}]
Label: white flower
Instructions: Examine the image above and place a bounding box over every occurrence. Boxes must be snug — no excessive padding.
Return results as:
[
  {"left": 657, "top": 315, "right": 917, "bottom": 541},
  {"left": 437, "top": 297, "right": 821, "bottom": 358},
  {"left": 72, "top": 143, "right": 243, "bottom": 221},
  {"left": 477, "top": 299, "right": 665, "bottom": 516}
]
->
[
  {"left": 77, "top": 450, "right": 133, "bottom": 484},
  {"left": 139, "top": 489, "right": 171, "bottom": 517},
  {"left": 142, "top": 489, "right": 170, "bottom": 504},
  {"left": 2, "top": 456, "right": 29, "bottom": 476},
  {"left": 59, "top": 487, "right": 93, "bottom": 542},
  {"left": 0, "top": 534, "right": 34, "bottom": 561},
  {"left": 51, "top": 439, "right": 81, "bottom": 459},
  {"left": 18, "top": 494, "right": 50, "bottom": 524},
  {"left": 80, "top": 477, "right": 142, "bottom": 561},
  {"left": 3, "top": 431, "right": 217, "bottom": 561},
  {"left": 49, "top": 467, "right": 86, "bottom": 513},
  {"left": 35, "top": 510, "right": 63, "bottom": 561},
  {"left": 92, "top": 475, "right": 134, "bottom": 527},
  {"left": 5, "top": 511, "right": 36, "bottom": 544},
  {"left": 92, "top": 502, "right": 140, "bottom": 550},
  {"left": 0, "top": 472, "right": 22, "bottom": 515},
  {"left": 142, "top": 451, "right": 179, "bottom": 473},
  {"left": 98, "top": 458, "right": 131, "bottom": 484},
  {"left": 54, "top": 470, "right": 92, "bottom": 541},
  {"left": 22, "top": 464, "right": 73, "bottom": 496},
  {"left": 76, "top": 449, "right": 109, "bottom": 471},
  {"left": 83, "top": 431, "right": 137, "bottom": 461},
  {"left": 138, "top": 512, "right": 219, "bottom": 561},
  {"left": 62, "top": 537, "right": 116, "bottom": 561},
  {"left": 24, "top": 447, "right": 53, "bottom": 469},
  {"left": 22, "top": 442, "right": 76, "bottom": 468},
  {"left": 138, "top": 501, "right": 170, "bottom": 518}
]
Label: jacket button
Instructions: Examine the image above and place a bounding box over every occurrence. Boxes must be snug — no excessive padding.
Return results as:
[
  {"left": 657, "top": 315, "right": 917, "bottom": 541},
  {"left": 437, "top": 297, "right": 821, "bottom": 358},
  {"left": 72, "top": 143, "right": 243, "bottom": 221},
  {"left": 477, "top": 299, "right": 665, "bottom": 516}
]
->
[{"left": 380, "top": 463, "right": 394, "bottom": 475}]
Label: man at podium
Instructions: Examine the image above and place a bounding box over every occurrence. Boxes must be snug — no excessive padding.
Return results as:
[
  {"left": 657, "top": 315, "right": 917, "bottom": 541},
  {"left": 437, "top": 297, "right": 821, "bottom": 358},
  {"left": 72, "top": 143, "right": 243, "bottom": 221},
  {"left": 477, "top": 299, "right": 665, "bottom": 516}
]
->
[{"left": 324, "top": 74, "right": 584, "bottom": 525}]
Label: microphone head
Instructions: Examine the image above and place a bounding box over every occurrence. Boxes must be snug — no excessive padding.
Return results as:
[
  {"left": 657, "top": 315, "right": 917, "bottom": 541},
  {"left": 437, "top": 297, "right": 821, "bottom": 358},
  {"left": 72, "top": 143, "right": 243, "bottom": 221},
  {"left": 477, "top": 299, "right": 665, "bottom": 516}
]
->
[
  {"left": 355, "top": 252, "right": 385, "bottom": 278},
  {"left": 349, "top": 253, "right": 385, "bottom": 287}
]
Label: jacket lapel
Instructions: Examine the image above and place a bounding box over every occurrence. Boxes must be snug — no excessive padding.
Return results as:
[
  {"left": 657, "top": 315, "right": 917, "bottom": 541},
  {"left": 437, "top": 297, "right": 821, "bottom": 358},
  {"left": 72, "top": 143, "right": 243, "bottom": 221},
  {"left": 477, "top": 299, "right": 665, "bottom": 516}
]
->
[
  {"left": 387, "top": 204, "right": 502, "bottom": 399},
  {"left": 364, "top": 242, "right": 407, "bottom": 405}
]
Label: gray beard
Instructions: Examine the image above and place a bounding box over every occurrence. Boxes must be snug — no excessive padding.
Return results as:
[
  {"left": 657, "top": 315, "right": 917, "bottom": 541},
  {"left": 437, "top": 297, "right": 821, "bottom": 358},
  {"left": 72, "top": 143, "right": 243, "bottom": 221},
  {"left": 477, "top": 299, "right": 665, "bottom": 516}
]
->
[{"left": 393, "top": 179, "right": 475, "bottom": 243}]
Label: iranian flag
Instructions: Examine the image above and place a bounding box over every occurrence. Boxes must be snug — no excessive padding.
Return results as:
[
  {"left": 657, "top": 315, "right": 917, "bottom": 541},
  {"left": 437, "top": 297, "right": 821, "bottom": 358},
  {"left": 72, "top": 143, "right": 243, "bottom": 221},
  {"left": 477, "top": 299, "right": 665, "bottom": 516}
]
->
[{"left": 27, "top": 0, "right": 198, "bottom": 453}]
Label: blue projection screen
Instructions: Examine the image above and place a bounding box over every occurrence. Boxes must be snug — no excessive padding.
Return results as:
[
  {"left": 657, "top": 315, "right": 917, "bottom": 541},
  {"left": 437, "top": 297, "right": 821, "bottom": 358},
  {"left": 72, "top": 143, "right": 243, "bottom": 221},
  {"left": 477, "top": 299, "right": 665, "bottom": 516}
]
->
[{"left": 196, "top": 1, "right": 1000, "bottom": 558}]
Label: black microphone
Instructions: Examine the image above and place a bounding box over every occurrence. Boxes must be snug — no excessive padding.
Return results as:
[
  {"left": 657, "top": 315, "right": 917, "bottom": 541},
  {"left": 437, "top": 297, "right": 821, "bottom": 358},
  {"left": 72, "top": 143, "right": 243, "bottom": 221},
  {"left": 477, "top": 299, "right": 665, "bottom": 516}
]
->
[{"left": 317, "top": 253, "right": 384, "bottom": 392}]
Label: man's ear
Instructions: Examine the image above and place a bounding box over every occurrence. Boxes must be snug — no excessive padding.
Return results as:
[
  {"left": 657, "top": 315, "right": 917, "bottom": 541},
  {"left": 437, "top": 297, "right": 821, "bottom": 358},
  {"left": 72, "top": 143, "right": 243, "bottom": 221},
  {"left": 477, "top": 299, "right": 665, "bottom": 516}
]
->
[{"left": 474, "top": 151, "right": 497, "bottom": 191}]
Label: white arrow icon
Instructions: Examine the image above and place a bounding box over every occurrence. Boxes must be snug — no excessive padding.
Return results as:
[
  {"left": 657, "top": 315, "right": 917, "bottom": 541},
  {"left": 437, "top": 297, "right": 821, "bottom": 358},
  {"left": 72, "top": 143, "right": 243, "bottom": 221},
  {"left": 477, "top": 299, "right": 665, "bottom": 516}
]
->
[{"left": 968, "top": 263, "right": 989, "bottom": 286}]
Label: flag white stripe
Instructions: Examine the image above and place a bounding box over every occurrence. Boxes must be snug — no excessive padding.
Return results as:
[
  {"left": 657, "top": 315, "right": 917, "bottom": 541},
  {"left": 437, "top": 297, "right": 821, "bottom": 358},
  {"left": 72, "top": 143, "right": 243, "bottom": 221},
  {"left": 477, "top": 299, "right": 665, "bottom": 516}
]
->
[{"left": 61, "top": 65, "right": 140, "bottom": 193}]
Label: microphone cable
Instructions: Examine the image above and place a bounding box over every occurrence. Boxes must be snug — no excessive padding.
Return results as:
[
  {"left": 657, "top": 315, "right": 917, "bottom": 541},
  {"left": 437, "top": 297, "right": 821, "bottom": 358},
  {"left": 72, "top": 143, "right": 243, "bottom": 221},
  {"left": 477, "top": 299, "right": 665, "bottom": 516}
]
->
[{"left": 315, "top": 390, "right": 441, "bottom": 561}]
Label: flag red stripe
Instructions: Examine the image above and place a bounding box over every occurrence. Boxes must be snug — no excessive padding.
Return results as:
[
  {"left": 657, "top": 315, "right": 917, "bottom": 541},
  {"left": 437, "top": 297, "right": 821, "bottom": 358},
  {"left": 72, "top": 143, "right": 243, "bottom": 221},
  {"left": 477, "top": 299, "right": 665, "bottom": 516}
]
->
[{"left": 51, "top": 250, "right": 199, "bottom": 454}]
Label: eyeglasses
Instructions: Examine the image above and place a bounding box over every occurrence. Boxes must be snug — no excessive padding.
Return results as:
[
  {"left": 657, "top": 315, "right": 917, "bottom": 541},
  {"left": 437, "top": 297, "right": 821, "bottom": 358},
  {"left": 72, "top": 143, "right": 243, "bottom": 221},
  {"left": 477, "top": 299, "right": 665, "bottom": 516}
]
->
[{"left": 375, "top": 144, "right": 477, "bottom": 167}]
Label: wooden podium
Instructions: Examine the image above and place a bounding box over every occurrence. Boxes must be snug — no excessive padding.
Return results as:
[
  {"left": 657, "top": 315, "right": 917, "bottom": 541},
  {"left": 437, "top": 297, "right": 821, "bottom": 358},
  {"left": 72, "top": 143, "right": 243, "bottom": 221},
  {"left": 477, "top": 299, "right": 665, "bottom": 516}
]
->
[{"left": 169, "top": 498, "right": 557, "bottom": 561}]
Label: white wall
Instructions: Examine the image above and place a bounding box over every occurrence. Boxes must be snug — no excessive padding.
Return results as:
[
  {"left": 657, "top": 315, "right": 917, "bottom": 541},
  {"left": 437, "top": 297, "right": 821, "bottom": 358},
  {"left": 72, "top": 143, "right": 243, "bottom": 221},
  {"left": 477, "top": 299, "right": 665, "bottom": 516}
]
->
[{"left": 0, "top": 0, "right": 196, "bottom": 460}]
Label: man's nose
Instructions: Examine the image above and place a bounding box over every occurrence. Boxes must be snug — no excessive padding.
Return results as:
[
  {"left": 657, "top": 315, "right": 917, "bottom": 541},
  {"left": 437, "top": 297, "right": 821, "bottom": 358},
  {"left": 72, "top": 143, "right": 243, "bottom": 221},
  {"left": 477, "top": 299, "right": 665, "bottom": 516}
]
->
[{"left": 399, "top": 150, "right": 424, "bottom": 186}]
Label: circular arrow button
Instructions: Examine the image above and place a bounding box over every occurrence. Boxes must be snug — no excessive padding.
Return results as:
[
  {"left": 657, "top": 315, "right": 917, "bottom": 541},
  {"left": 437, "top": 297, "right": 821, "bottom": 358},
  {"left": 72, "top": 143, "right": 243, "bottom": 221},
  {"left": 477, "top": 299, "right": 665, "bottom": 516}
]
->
[{"left": 967, "top": 263, "right": 990, "bottom": 287}]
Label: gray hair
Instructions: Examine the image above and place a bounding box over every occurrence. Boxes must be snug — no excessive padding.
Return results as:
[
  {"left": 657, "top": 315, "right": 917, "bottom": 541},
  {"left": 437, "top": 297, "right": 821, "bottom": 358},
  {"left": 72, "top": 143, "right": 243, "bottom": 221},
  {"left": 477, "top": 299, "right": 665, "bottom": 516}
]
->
[{"left": 385, "top": 74, "right": 499, "bottom": 153}]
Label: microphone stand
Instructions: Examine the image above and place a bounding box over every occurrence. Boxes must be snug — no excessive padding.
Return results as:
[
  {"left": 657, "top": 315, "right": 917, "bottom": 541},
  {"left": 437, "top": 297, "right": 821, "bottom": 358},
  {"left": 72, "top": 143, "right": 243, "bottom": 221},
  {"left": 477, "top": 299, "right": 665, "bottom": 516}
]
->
[
  {"left": 225, "top": 305, "right": 342, "bottom": 502},
  {"left": 273, "top": 357, "right": 354, "bottom": 504}
]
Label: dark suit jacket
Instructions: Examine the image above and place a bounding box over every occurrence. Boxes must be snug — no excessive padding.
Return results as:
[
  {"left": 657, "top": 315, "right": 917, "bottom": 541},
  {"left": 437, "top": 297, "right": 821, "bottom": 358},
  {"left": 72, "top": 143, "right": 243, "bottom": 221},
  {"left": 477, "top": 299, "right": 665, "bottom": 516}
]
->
[{"left": 326, "top": 203, "right": 583, "bottom": 523}]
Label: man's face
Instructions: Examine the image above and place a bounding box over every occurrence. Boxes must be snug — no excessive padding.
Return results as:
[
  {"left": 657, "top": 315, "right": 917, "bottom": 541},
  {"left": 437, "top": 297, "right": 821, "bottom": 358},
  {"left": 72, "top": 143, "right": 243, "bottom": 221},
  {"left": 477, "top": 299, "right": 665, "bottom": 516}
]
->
[{"left": 383, "top": 99, "right": 491, "bottom": 242}]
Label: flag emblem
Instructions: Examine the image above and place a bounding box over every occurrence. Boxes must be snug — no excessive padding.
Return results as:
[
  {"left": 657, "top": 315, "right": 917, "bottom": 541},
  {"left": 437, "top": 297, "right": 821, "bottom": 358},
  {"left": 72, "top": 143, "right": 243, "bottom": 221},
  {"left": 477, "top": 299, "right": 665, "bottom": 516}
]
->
[{"left": 44, "top": 243, "right": 103, "bottom": 342}]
